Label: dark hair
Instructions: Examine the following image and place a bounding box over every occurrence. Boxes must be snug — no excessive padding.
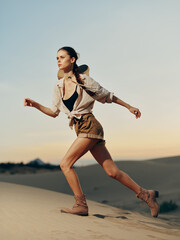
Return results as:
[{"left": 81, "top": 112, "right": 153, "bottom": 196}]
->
[{"left": 58, "top": 46, "right": 95, "bottom": 96}]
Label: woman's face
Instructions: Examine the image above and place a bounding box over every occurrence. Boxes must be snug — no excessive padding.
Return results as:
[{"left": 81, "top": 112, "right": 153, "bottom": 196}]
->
[{"left": 56, "top": 50, "right": 75, "bottom": 72}]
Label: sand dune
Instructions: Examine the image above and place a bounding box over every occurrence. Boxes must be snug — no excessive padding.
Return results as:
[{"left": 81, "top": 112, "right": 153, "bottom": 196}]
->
[
  {"left": 1, "top": 182, "right": 180, "bottom": 240},
  {"left": 0, "top": 156, "right": 180, "bottom": 218}
]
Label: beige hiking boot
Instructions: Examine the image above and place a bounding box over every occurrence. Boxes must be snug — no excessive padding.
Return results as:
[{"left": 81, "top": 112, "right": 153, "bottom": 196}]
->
[
  {"left": 61, "top": 194, "right": 88, "bottom": 216},
  {"left": 136, "top": 188, "right": 160, "bottom": 217}
]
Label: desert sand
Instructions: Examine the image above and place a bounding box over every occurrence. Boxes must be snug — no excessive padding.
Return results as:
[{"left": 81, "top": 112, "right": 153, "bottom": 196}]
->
[
  {"left": 0, "top": 157, "right": 180, "bottom": 216},
  {"left": 1, "top": 156, "right": 180, "bottom": 239},
  {"left": 1, "top": 182, "right": 180, "bottom": 240}
]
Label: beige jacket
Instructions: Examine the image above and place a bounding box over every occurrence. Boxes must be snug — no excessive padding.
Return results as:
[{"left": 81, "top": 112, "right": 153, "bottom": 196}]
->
[{"left": 51, "top": 74, "right": 114, "bottom": 129}]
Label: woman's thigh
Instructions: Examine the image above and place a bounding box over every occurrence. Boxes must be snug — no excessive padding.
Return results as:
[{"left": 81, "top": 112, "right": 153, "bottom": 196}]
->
[
  {"left": 90, "top": 143, "right": 119, "bottom": 174},
  {"left": 60, "top": 137, "right": 99, "bottom": 168}
]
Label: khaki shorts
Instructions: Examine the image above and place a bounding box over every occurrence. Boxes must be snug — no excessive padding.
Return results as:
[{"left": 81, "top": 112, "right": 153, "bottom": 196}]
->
[{"left": 73, "top": 113, "right": 105, "bottom": 145}]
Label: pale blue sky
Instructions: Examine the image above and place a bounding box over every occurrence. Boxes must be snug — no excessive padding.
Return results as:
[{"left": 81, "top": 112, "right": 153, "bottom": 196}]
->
[{"left": 1, "top": 0, "right": 180, "bottom": 164}]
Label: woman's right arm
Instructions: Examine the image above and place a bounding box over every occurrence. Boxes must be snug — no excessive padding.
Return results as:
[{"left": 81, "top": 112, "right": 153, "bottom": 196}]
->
[{"left": 24, "top": 98, "right": 58, "bottom": 118}]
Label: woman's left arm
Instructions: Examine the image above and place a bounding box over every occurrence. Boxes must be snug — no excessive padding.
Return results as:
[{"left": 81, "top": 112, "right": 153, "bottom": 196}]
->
[
  {"left": 83, "top": 75, "right": 141, "bottom": 118},
  {"left": 112, "top": 95, "right": 141, "bottom": 119}
]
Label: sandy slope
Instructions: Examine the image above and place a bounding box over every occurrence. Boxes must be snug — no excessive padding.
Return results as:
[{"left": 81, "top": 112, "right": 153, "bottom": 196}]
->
[
  {"left": 0, "top": 157, "right": 180, "bottom": 219},
  {"left": 1, "top": 182, "right": 180, "bottom": 240}
]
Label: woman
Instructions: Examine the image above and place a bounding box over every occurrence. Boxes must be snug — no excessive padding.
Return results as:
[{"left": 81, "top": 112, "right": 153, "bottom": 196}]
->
[{"left": 24, "top": 46, "right": 159, "bottom": 217}]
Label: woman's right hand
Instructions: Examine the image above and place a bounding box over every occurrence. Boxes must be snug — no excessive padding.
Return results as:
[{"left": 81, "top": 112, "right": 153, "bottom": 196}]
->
[{"left": 24, "top": 98, "right": 35, "bottom": 107}]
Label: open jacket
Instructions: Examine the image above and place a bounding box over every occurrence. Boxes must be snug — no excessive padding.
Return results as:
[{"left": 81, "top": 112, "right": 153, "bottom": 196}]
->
[{"left": 51, "top": 74, "right": 114, "bottom": 129}]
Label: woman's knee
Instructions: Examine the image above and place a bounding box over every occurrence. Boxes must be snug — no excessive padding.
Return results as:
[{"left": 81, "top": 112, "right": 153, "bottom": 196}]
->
[
  {"left": 106, "top": 167, "right": 120, "bottom": 179},
  {"left": 60, "top": 159, "right": 71, "bottom": 173}
]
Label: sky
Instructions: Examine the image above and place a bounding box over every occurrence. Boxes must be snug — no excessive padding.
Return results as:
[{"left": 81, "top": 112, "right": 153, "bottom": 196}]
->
[{"left": 0, "top": 0, "right": 180, "bottom": 165}]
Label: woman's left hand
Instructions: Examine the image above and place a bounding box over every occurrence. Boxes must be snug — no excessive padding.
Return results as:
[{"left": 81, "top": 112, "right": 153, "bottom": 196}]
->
[{"left": 129, "top": 106, "right": 141, "bottom": 119}]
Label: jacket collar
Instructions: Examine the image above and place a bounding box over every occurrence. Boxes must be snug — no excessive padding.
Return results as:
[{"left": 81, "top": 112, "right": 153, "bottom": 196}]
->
[{"left": 56, "top": 78, "right": 64, "bottom": 88}]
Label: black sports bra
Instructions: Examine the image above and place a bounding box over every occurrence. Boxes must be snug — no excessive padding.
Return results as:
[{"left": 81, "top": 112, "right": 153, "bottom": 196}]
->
[{"left": 62, "top": 85, "right": 78, "bottom": 112}]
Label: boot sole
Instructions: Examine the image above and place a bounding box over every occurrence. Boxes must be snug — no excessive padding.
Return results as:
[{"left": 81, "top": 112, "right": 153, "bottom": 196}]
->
[
  {"left": 60, "top": 210, "right": 88, "bottom": 216},
  {"left": 76, "top": 213, "right": 89, "bottom": 216}
]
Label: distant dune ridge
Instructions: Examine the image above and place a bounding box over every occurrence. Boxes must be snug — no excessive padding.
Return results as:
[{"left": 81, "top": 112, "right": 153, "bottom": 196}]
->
[{"left": 0, "top": 156, "right": 180, "bottom": 239}]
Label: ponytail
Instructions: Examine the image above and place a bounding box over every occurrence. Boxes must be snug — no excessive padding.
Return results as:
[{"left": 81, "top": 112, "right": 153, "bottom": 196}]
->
[{"left": 73, "top": 63, "right": 95, "bottom": 97}]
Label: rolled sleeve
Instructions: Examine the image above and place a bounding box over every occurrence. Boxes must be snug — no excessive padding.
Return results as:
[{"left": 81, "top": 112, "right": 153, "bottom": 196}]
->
[
  {"left": 93, "top": 87, "right": 114, "bottom": 104},
  {"left": 84, "top": 75, "right": 114, "bottom": 104},
  {"left": 51, "top": 83, "right": 61, "bottom": 116},
  {"left": 104, "top": 91, "right": 114, "bottom": 103}
]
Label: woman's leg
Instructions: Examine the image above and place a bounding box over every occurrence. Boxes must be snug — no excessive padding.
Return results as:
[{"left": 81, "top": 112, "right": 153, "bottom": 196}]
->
[
  {"left": 90, "top": 143, "right": 160, "bottom": 217},
  {"left": 60, "top": 137, "right": 99, "bottom": 196},
  {"left": 90, "top": 143, "right": 141, "bottom": 194}
]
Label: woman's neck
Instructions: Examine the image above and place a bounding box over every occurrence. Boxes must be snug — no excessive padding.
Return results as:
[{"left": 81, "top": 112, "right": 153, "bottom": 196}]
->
[
  {"left": 64, "top": 70, "right": 74, "bottom": 79},
  {"left": 63, "top": 70, "right": 77, "bottom": 83}
]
